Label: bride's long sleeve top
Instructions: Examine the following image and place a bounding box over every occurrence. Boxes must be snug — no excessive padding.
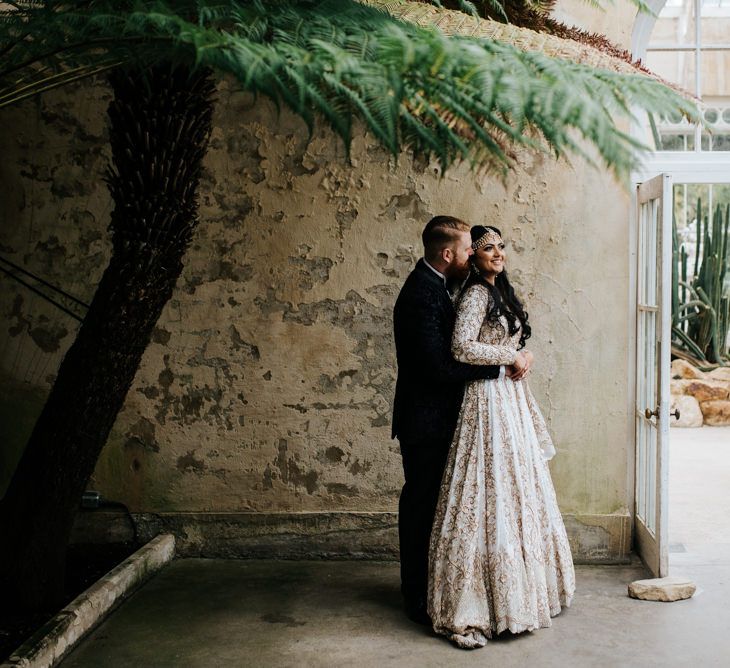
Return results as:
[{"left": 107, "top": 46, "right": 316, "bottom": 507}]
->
[{"left": 451, "top": 284, "right": 519, "bottom": 366}]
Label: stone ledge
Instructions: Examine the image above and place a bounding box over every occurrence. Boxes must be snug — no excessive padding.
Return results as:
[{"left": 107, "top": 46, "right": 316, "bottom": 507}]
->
[
  {"left": 563, "top": 512, "right": 632, "bottom": 564},
  {"left": 2, "top": 534, "right": 175, "bottom": 668},
  {"left": 72, "top": 510, "right": 632, "bottom": 563},
  {"left": 135, "top": 511, "right": 399, "bottom": 560}
]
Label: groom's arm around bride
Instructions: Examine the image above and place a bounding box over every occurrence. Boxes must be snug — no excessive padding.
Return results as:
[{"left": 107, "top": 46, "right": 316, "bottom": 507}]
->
[{"left": 392, "top": 216, "right": 501, "bottom": 624}]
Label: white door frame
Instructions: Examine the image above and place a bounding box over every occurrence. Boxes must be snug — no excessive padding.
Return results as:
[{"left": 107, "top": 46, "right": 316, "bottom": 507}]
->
[
  {"left": 633, "top": 154, "right": 730, "bottom": 184},
  {"left": 633, "top": 173, "right": 672, "bottom": 577}
]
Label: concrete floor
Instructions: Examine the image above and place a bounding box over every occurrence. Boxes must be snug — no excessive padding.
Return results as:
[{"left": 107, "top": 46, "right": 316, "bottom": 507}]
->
[
  {"left": 60, "top": 427, "right": 730, "bottom": 668},
  {"left": 669, "top": 426, "right": 730, "bottom": 566}
]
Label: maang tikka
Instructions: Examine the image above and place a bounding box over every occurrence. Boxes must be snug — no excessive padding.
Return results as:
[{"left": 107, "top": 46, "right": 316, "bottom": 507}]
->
[{"left": 471, "top": 228, "right": 502, "bottom": 251}]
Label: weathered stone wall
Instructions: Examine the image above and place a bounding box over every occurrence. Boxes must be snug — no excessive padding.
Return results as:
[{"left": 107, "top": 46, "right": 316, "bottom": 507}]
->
[{"left": 0, "top": 1, "right": 639, "bottom": 559}]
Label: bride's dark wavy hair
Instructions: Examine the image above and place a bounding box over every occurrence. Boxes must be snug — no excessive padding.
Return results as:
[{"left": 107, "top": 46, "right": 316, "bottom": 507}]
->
[{"left": 462, "top": 225, "right": 531, "bottom": 350}]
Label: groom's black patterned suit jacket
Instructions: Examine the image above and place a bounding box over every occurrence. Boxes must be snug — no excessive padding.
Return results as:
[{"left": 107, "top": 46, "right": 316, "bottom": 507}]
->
[{"left": 392, "top": 259, "right": 501, "bottom": 444}]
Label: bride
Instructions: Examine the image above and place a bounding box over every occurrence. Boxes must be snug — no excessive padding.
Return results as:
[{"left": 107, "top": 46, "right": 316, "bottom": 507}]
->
[{"left": 427, "top": 225, "right": 575, "bottom": 649}]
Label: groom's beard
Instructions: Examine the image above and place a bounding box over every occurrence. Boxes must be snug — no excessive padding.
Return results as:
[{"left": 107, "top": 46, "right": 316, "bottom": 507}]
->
[{"left": 448, "top": 261, "right": 470, "bottom": 283}]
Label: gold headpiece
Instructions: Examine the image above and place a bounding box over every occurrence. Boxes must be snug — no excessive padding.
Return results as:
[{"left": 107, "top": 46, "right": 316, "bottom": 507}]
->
[{"left": 471, "top": 228, "right": 502, "bottom": 251}]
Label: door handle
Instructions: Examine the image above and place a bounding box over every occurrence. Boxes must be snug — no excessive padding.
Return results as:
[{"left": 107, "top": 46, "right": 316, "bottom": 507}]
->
[{"left": 644, "top": 407, "right": 681, "bottom": 420}]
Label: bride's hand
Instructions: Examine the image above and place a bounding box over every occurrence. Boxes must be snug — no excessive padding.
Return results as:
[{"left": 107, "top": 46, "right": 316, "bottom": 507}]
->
[
  {"left": 510, "top": 352, "right": 527, "bottom": 380},
  {"left": 511, "top": 351, "right": 532, "bottom": 381}
]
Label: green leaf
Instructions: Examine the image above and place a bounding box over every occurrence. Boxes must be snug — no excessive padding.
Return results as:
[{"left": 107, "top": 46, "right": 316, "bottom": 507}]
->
[{"left": 0, "top": 0, "right": 699, "bottom": 179}]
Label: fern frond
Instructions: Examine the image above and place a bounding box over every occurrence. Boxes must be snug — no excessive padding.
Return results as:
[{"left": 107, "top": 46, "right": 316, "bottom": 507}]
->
[{"left": 0, "top": 0, "right": 699, "bottom": 179}]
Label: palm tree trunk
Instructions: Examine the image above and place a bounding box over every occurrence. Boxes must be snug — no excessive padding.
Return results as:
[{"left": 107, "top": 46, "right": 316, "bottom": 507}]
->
[{"left": 0, "top": 64, "right": 214, "bottom": 612}]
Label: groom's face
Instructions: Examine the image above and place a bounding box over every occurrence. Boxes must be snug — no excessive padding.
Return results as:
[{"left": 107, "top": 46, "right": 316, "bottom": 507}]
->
[{"left": 445, "top": 230, "right": 474, "bottom": 281}]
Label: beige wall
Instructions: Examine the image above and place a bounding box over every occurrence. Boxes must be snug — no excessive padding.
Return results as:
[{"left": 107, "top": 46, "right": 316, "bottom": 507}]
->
[
  {"left": 553, "top": 0, "right": 639, "bottom": 48},
  {"left": 0, "top": 2, "right": 639, "bottom": 557}
]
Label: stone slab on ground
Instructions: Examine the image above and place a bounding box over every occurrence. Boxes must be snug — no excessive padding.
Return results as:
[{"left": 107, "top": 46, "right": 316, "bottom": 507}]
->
[
  {"left": 628, "top": 576, "right": 696, "bottom": 602},
  {"left": 2, "top": 534, "right": 175, "bottom": 668}
]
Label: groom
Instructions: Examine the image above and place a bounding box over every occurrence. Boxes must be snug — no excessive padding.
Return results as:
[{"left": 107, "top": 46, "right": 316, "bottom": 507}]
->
[{"left": 392, "top": 216, "right": 502, "bottom": 624}]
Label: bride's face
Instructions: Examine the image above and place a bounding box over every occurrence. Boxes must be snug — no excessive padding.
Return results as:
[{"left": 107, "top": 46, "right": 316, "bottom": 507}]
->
[{"left": 472, "top": 237, "right": 506, "bottom": 282}]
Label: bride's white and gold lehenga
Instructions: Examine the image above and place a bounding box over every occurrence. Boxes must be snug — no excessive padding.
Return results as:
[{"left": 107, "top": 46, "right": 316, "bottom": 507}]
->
[{"left": 427, "top": 283, "right": 575, "bottom": 649}]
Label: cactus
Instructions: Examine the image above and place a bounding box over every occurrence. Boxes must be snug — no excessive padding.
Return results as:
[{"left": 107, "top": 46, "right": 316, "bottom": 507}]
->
[{"left": 672, "top": 197, "right": 730, "bottom": 365}]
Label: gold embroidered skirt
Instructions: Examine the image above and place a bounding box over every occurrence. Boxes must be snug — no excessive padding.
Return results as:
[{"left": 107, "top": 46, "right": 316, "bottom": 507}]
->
[{"left": 427, "top": 376, "right": 575, "bottom": 648}]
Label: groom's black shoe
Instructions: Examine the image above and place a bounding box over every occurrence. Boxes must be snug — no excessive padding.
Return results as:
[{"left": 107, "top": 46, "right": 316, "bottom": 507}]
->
[{"left": 404, "top": 598, "right": 431, "bottom": 626}]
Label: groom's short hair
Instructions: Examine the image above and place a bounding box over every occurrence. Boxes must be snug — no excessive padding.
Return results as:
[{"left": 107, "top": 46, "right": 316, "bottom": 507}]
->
[{"left": 422, "top": 216, "right": 470, "bottom": 261}]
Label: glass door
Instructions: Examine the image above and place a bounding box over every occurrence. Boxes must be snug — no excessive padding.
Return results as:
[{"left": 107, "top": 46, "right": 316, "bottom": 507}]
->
[{"left": 635, "top": 173, "right": 673, "bottom": 577}]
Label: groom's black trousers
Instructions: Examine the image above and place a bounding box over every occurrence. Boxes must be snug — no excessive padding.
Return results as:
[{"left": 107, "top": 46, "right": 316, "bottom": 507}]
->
[{"left": 398, "top": 437, "right": 451, "bottom": 605}]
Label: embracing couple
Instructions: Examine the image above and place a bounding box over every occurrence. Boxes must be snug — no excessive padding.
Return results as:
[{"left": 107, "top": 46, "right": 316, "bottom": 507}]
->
[{"left": 392, "top": 216, "right": 575, "bottom": 649}]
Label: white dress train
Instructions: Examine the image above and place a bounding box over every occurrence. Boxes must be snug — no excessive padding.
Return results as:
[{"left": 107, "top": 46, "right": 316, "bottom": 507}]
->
[{"left": 427, "top": 283, "right": 575, "bottom": 649}]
